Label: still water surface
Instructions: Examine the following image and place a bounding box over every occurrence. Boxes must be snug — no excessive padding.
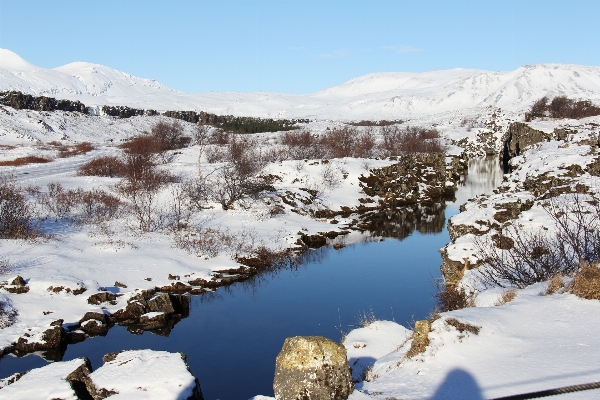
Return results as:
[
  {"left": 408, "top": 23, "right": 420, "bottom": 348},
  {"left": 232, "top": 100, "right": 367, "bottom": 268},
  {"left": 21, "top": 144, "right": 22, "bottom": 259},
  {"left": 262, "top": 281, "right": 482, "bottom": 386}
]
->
[{"left": 0, "top": 157, "right": 503, "bottom": 400}]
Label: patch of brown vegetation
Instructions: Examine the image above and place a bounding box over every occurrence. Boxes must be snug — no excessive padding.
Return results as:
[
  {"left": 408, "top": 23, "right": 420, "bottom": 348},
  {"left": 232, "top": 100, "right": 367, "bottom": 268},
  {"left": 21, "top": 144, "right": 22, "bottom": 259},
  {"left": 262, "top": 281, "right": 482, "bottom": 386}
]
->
[
  {"left": 445, "top": 317, "right": 481, "bottom": 335},
  {"left": 494, "top": 289, "right": 517, "bottom": 306},
  {"left": 569, "top": 263, "right": 600, "bottom": 300},
  {"left": 0, "top": 156, "right": 52, "bottom": 166}
]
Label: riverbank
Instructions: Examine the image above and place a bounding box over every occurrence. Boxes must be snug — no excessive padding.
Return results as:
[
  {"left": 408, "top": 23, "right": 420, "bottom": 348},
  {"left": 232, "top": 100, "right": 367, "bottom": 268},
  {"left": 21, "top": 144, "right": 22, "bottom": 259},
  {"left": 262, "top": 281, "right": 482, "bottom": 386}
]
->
[{"left": 338, "top": 115, "right": 600, "bottom": 399}]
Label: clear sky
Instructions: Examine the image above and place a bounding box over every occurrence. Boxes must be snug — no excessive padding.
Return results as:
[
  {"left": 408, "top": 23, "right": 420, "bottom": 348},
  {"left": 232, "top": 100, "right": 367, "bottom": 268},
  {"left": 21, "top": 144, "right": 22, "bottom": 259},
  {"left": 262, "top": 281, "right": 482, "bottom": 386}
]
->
[{"left": 1, "top": 0, "right": 599, "bottom": 94}]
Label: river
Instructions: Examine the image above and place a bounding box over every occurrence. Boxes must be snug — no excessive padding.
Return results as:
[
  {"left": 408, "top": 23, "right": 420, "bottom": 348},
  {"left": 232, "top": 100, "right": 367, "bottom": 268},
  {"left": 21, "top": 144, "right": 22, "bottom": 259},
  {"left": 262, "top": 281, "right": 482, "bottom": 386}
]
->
[{"left": 0, "top": 156, "right": 503, "bottom": 400}]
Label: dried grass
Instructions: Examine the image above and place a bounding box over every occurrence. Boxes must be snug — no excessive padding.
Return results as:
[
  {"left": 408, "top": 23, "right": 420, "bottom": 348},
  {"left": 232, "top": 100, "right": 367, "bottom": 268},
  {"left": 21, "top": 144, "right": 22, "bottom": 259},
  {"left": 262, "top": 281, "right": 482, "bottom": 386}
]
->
[
  {"left": 445, "top": 317, "right": 481, "bottom": 335},
  {"left": 569, "top": 263, "right": 600, "bottom": 300},
  {"left": 495, "top": 288, "right": 517, "bottom": 305},
  {"left": 545, "top": 274, "right": 565, "bottom": 295}
]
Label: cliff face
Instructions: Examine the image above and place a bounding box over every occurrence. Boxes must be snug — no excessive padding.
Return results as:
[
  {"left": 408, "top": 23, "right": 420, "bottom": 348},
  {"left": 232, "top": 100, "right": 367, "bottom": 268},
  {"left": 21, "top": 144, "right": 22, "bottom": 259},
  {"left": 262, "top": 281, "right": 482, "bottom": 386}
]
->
[{"left": 0, "top": 91, "right": 88, "bottom": 113}]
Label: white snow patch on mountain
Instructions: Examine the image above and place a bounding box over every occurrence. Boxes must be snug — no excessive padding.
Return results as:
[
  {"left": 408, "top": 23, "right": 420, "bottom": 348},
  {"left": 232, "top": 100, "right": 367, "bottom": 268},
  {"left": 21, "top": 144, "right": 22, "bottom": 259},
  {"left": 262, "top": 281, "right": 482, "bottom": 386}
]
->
[{"left": 2, "top": 49, "right": 600, "bottom": 120}]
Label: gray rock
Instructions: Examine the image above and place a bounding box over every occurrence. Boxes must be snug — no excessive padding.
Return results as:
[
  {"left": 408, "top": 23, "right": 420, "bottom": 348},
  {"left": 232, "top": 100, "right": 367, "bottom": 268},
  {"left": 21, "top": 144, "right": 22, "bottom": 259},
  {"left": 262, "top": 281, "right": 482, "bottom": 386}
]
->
[
  {"left": 147, "top": 293, "right": 175, "bottom": 314},
  {"left": 87, "top": 291, "right": 117, "bottom": 305},
  {"left": 273, "top": 336, "right": 353, "bottom": 400}
]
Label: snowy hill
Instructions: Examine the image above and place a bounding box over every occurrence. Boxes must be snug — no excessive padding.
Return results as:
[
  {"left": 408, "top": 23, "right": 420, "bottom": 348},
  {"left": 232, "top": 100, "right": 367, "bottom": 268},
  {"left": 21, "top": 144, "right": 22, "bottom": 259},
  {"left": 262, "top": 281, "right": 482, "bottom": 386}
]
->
[{"left": 1, "top": 48, "right": 600, "bottom": 119}]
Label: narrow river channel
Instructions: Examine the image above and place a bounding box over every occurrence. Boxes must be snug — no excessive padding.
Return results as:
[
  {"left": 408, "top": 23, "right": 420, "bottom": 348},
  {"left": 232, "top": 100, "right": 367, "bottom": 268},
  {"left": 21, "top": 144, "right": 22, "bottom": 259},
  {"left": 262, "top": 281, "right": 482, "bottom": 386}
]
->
[{"left": 0, "top": 157, "right": 503, "bottom": 400}]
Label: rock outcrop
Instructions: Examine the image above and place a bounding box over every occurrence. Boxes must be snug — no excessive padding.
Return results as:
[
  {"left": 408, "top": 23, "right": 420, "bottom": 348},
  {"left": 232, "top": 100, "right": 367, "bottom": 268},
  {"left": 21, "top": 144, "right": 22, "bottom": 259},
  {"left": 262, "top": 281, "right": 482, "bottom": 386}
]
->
[
  {"left": 273, "top": 336, "right": 354, "bottom": 400},
  {"left": 358, "top": 153, "right": 459, "bottom": 206}
]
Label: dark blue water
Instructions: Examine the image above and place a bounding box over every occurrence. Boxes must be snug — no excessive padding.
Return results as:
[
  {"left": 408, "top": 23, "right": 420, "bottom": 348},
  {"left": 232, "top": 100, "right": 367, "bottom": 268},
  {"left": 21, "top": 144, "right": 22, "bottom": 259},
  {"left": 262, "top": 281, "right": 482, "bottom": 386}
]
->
[{"left": 0, "top": 157, "right": 503, "bottom": 400}]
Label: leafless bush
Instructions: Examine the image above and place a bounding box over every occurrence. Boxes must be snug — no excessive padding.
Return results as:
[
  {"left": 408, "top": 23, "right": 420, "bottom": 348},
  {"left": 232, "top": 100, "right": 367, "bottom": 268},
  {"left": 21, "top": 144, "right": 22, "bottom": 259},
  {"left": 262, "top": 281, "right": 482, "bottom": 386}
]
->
[
  {"left": 0, "top": 156, "right": 52, "bottom": 167},
  {"left": 79, "top": 189, "right": 122, "bottom": 223},
  {"left": 475, "top": 227, "right": 569, "bottom": 288},
  {"left": 115, "top": 170, "right": 168, "bottom": 232},
  {"left": 206, "top": 136, "right": 271, "bottom": 210},
  {"left": 0, "top": 175, "right": 35, "bottom": 239},
  {"left": 205, "top": 145, "right": 228, "bottom": 164},
  {"left": 475, "top": 195, "right": 600, "bottom": 288},
  {"left": 525, "top": 96, "right": 600, "bottom": 121},
  {"left": 281, "top": 130, "right": 322, "bottom": 159},
  {"left": 0, "top": 258, "right": 10, "bottom": 275},
  {"left": 147, "top": 120, "right": 191, "bottom": 151},
  {"left": 181, "top": 178, "right": 210, "bottom": 211},
  {"left": 166, "top": 185, "right": 193, "bottom": 231},
  {"left": 54, "top": 141, "right": 95, "bottom": 158},
  {"left": 77, "top": 156, "right": 126, "bottom": 177},
  {"left": 379, "top": 125, "right": 445, "bottom": 156},
  {"left": 435, "top": 282, "right": 476, "bottom": 312},
  {"left": 320, "top": 163, "right": 342, "bottom": 189},
  {"left": 208, "top": 128, "right": 230, "bottom": 145},
  {"left": 39, "top": 182, "right": 83, "bottom": 220}
]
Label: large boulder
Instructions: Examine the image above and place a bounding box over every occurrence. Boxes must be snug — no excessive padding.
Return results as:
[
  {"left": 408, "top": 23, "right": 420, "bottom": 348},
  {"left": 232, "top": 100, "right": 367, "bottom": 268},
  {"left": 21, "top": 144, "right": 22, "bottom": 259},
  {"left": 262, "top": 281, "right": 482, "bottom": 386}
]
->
[
  {"left": 273, "top": 336, "right": 353, "bottom": 400},
  {"left": 147, "top": 293, "right": 175, "bottom": 314},
  {"left": 86, "top": 350, "right": 203, "bottom": 399}
]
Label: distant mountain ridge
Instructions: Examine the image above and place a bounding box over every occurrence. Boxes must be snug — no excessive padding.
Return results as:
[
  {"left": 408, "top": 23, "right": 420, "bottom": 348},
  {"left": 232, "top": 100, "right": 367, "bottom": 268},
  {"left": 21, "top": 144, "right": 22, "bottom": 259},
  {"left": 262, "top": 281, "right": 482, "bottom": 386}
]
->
[{"left": 1, "top": 48, "right": 600, "bottom": 120}]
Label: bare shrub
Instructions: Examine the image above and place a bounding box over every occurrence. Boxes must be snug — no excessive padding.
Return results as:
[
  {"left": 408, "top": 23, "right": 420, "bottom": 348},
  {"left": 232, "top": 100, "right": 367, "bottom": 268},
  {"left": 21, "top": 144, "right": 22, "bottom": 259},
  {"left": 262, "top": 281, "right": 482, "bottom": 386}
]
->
[
  {"left": 207, "top": 136, "right": 271, "bottom": 210},
  {"left": 525, "top": 96, "right": 600, "bottom": 121},
  {"left": 0, "top": 156, "right": 52, "bottom": 167},
  {"left": 494, "top": 289, "right": 517, "bottom": 306},
  {"left": 181, "top": 178, "right": 209, "bottom": 211},
  {"left": 77, "top": 156, "right": 126, "bottom": 177},
  {"left": 174, "top": 229, "right": 222, "bottom": 258},
  {"left": 204, "top": 145, "right": 228, "bottom": 164},
  {"left": 320, "top": 163, "right": 342, "bottom": 190},
  {"left": 79, "top": 189, "right": 122, "bottom": 223},
  {"left": 379, "top": 126, "right": 445, "bottom": 156},
  {"left": 435, "top": 283, "right": 476, "bottom": 312},
  {"left": 208, "top": 128, "right": 230, "bottom": 145},
  {"left": 0, "top": 175, "right": 35, "bottom": 239},
  {"left": 476, "top": 195, "right": 600, "bottom": 288},
  {"left": 167, "top": 185, "right": 192, "bottom": 231},
  {"left": 0, "top": 258, "right": 10, "bottom": 275},
  {"left": 39, "top": 182, "right": 83, "bottom": 220},
  {"left": 569, "top": 263, "right": 600, "bottom": 300},
  {"left": 148, "top": 120, "right": 191, "bottom": 151},
  {"left": 475, "top": 228, "right": 570, "bottom": 288},
  {"left": 115, "top": 170, "right": 168, "bottom": 232},
  {"left": 281, "top": 130, "right": 321, "bottom": 159},
  {"left": 55, "top": 142, "right": 95, "bottom": 158},
  {"left": 320, "top": 127, "right": 357, "bottom": 158}
]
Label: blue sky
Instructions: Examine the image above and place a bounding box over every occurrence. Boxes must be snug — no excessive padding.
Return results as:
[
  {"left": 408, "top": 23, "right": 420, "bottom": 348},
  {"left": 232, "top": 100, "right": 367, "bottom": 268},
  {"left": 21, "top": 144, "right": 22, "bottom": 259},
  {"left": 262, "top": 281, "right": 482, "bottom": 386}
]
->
[{"left": 1, "top": 0, "right": 599, "bottom": 94}]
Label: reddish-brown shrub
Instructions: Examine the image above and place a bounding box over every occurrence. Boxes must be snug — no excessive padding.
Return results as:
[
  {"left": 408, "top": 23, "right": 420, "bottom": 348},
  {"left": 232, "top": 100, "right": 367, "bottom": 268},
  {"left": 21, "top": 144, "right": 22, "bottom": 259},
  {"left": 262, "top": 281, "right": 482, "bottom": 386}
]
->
[
  {"left": 77, "top": 156, "right": 126, "bottom": 177},
  {"left": 56, "top": 142, "right": 95, "bottom": 158},
  {"left": 0, "top": 175, "right": 35, "bottom": 238},
  {"left": 0, "top": 156, "right": 52, "bottom": 166}
]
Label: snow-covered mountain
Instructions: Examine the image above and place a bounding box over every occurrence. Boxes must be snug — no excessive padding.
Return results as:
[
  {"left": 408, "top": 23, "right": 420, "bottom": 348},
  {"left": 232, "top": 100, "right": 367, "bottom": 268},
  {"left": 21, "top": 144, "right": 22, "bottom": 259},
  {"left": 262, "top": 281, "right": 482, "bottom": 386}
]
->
[{"left": 1, "top": 48, "right": 600, "bottom": 120}]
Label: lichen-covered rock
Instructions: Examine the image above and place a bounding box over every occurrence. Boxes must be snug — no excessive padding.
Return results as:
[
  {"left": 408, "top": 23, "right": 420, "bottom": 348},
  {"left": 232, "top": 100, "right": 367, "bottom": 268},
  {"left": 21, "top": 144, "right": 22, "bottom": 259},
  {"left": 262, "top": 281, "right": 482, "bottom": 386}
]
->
[
  {"left": 358, "top": 153, "right": 457, "bottom": 206},
  {"left": 406, "top": 320, "right": 431, "bottom": 358},
  {"left": 273, "top": 336, "right": 354, "bottom": 400},
  {"left": 147, "top": 293, "right": 175, "bottom": 314}
]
